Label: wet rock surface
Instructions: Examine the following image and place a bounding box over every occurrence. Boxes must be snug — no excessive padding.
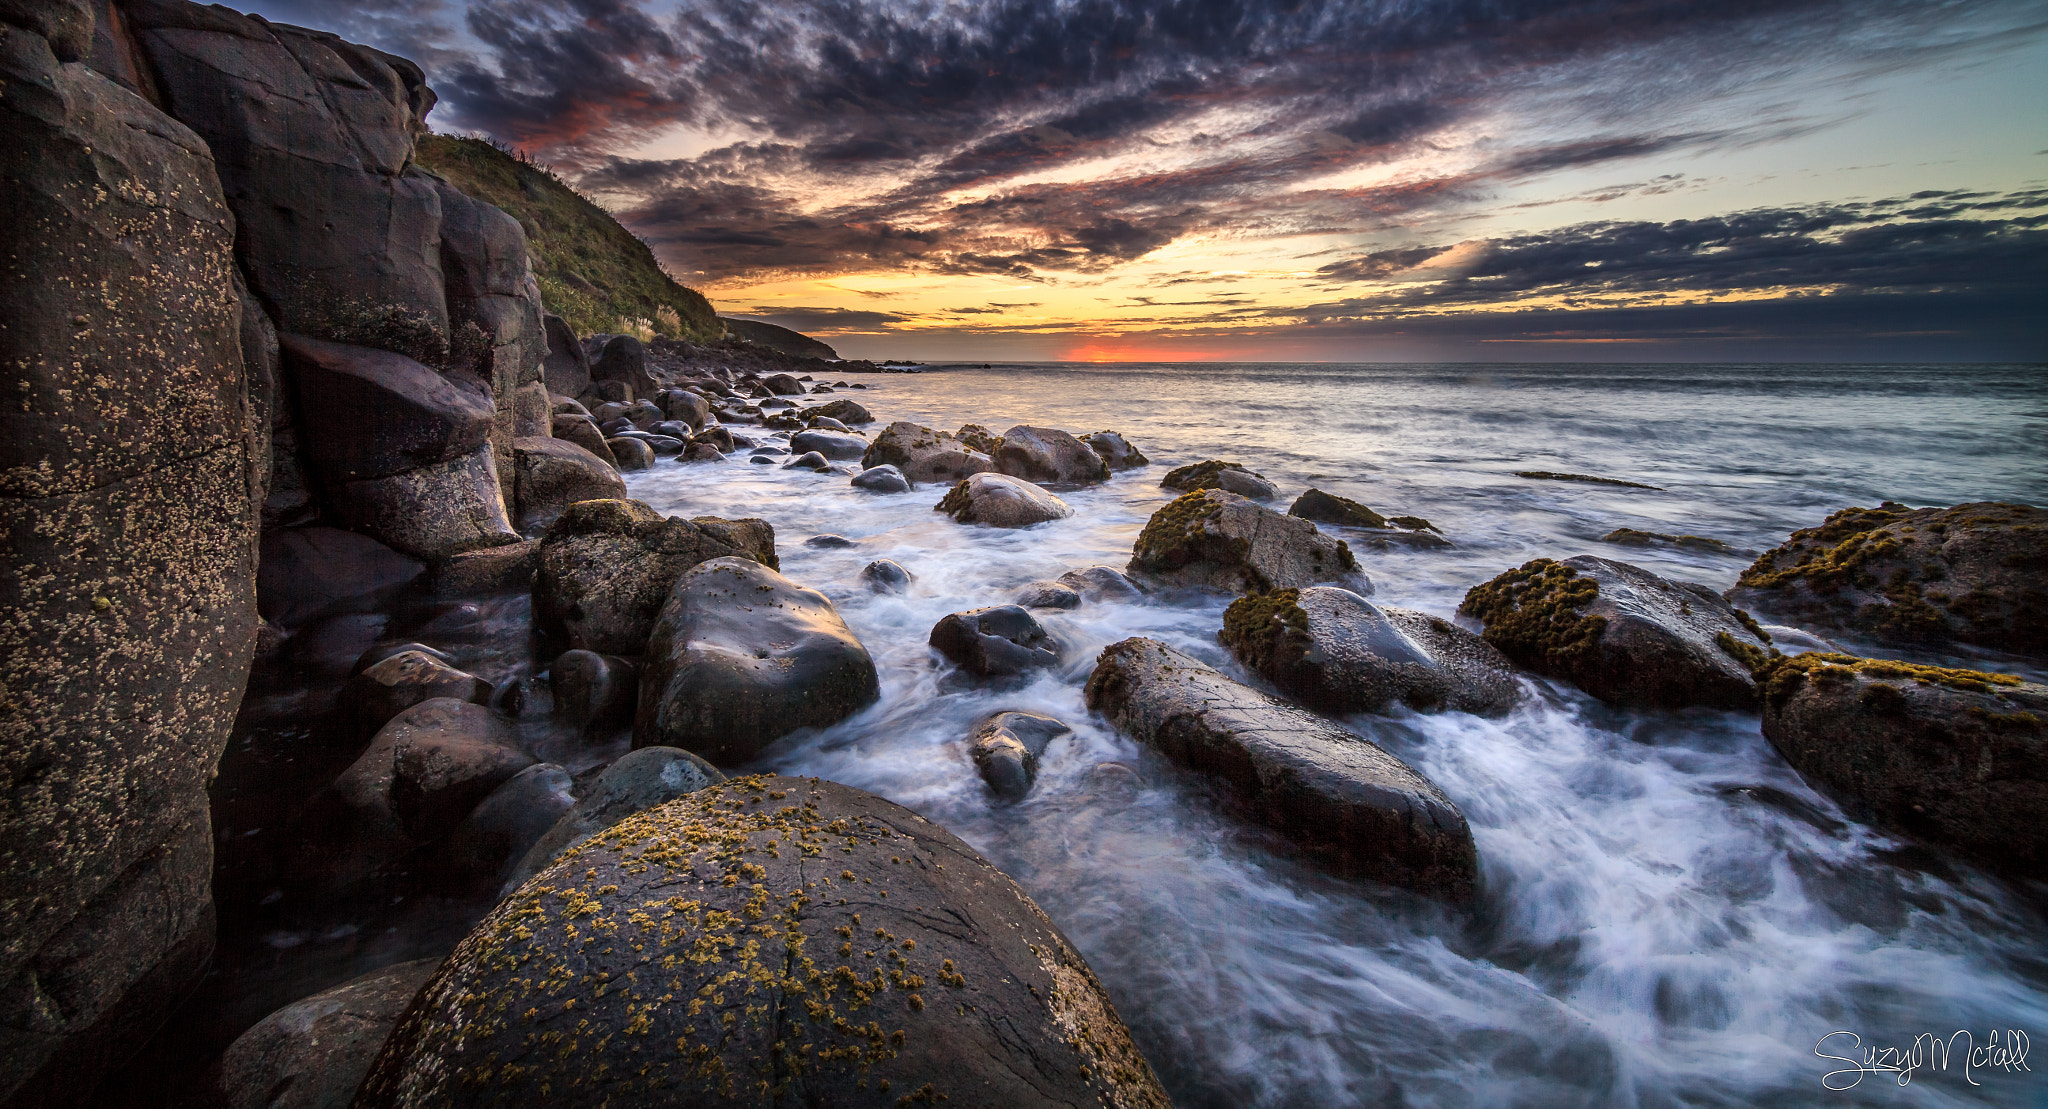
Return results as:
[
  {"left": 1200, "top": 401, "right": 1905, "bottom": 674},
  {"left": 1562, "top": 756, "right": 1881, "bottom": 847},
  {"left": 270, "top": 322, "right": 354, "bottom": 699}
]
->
[
  {"left": 358, "top": 775, "right": 1170, "bottom": 1109},
  {"left": 509, "top": 435, "right": 625, "bottom": 536},
  {"left": 1222, "top": 588, "right": 1521, "bottom": 717},
  {"left": 500, "top": 746, "right": 724, "bottom": 893},
  {"left": 1727, "top": 501, "right": 2047, "bottom": 657},
  {"left": 636, "top": 557, "right": 880, "bottom": 764},
  {"left": 935, "top": 472, "right": 1074, "bottom": 527},
  {"left": 1129, "top": 489, "right": 1365, "bottom": 593},
  {"left": 851, "top": 464, "right": 912, "bottom": 493},
  {"left": 1460, "top": 555, "right": 1769, "bottom": 710},
  {"left": 1081, "top": 429, "right": 1148, "bottom": 470},
  {"left": 211, "top": 958, "right": 440, "bottom": 1109},
  {"left": 861, "top": 559, "right": 914, "bottom": 594},
  {"left": 341, "top": 649, "right": 492, "bottom": 734},
  {"left": 790, "top": 428, "right": 868, "bottom": 461},
  {"left": 1086, "top": 638, "right": 1478, "bottom": 900},
  {"left": 991, "top": 425, "right": 1110, "bottom": 485},
  {"left": 929, "top": 605, "right": 1063, "bottom": 676},
  {"left": 969, "top": 711, "right": 1071, "bottom": 800},
  {"left": 861, "top": 421, "right": 996, "bottom": 484},
  {"left": 1758, "top": 653, "right": 2048, "bottom": 875},
  {"left": 1162, "top": 459, "right": 1279, "bottom": 500},
  {"left": 533, "top": 498, "right": 776, "bottom": 655}
]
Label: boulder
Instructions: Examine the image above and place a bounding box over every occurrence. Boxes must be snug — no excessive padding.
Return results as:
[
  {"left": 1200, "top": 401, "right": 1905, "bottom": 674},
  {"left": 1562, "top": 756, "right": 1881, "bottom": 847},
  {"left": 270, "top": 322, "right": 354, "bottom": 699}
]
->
[
  {"left": 351, "top": 641, "right": 455, "bottom": 678},
  {"left": 806, "top": 534, "right": 859, "bottom": 549},
  {"left": 605, "top": 436, "right": 654, "bottom": 471},
  {"left": 807, "top": 416, "right": 851, "bottom": 432},
  {"left": 540, "top": 314, "right": 591, "bottom": 398},
  {"left": 211, "top": 958, "right": 441, "bottom": 1109},
  {"left": 1015, "top": 581, "right": 1082, "bottom": 609},
  {"left": 1086, "top": 639, "right": 1478, "bottom": 900},
  {"left": 622, "top": 399, "right": 664, "bottom": 430},
  {"left": 330, "top": 445, "right": 522, "bottom": 561},
  {"left": 689, "top": 426, "right": 735, "bottom": 453},
  {"left": 930, "top": 605, "right": 1062, "bottom": 677},
  {"left": 852, "top": 464, "right": 912, "bottom": 493},
  {"left": 440, "top": 763, "right": 576, "bottom": 885},
  {"left": 1727, "top": 501, "right": 2048, "bottom": 657},
  {"left": 1162, "top": 459, "right": 1278, "bottom": 500},
  {"left": 341, "top": 649, "right": 492, "bottom": 734},
  {"left": 547, "top": 650, "right": 638, "bottom": 738},
  {"left": 1757, "top": 653, "right": 2048, "bottom": 875},
  {"left": 1601, "top": 528, "right": 1733, "bottom": 553},
  {"left": 762, "top": 372, "right": 805, "bottom": 395},
  {"left": 1129, "top": 490, "right": 1365, "bottom": 593},
  {"left": 936, "top": 473, "right": 1074, "bottom": 528},
  {"left": 635, "top": 557, "right": 880, "bottom": 764},
  {"left": 970, "top": 711, "right": 1071, "bottom": 800},
  {"left": 548, "top": 413, "right": 617, "bottom": 467},
  {"left": 533, "top": 498, "right": 776, "bottom": 654},
  {"left": 861, "top": 421, "right": 996, "bottom": 484},
  {"left": 955, "top": 423, "right": 1002, "bottom": 454},
  {"left": 657, "top": 388, "right": 711, "bottom": 430},
  {"left": 590, "top": 335, "right": 655, "bottom": 400},
  {"left": 1058, "top": 565, "right": 1146, "bottom": 601},
  {"left": 783, "top": 450, "right": 832, "bottom": 471},
  {"left": 499, "top": 746, "right": 724, "bottom": 894},
  {"left": 1289, "top": 488, "right": 1387, "bottom": 529},
  {"left": 357, "top": 776, "right": 1170, "bottom": 1109},
  {"left": 257, "top": 527, "right": 424, "bottom": 629},
  {"left": 679, "top": 442, "right": 725, "bottom": 462},
  {"left": 281, "top": 334, "right": 495, "bottom": 483},
  {"left": 510, "top": 436, "right": 625, "bottom": 536},
  {"left": 1459, "top": 556, "right": 1768, "bottom": 710},
  {"left": 390, "top": 714, "right": 535, "bottom": 842},
  {"left": 319, "top": 699, "right": 516, "bottom": 887},
  {"left": 992, "top": 425, "right": 1110, "bottom": 485},
  {"left": 429, "top": 539, "right": 539, "bottom": 598},
  {"left": 862, "top": 559, "right": 913, "bottom": 594},
  {"left": 592, "top": 401, "right": 631, "bottom": 426},
  {"left": 1081, "top": 430, "right": 1148, "bottom": 470},
  {"left": 800, "top": 398, "right": 874, "bottom": 424},
  {"left": 790, "top": 428, "right": 869, "bottom": 461},
  {"left": 1221, "top": 588, "right": 1520, "bottom": 717}
]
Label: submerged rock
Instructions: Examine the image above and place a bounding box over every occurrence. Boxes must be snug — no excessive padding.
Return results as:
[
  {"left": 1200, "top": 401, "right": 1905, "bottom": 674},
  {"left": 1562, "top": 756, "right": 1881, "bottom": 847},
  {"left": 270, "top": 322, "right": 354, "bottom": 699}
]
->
[
  {"left": 935, "top": 473, "right": 1074, "bottom": 527},
  {"left": 861, "top": 559, "right": 914, "bottom": 594},
  {"left": 1161, "top": 459, "right": 1279, "bottom": 500},
  {"left": 358, "top": 776, "right": 1171, "bottom": 1109},
  {"left": 970, "top": 711, "right": 1072, "bottom": 800},
  {"left": 862, "top": 421, "right": 996, "bottom": 484},
  {"left": 791, "top": 428, "right": 869, "bottom": 461},
  {"left": 212, "top": 958, "right": 441, "bottom": 1109},
  {"left": 800, "top": 397, "right": 874, "bottom": 424},
  {"left": 258, "top": 526, "right": 424, "bottom": 629},
  {"left": 500, "top": 746, "right": 725, "bottom": 894},
  {"left": 1289, "top": 488, "right": 1388, "bottom": 529},
  {"left": 1059, "top": 565, "right": 1147, "bottom": 601},
  {"left": 533, "top": 499, "right": 776, "bottom": 655},
  {"left": 548, "top": 649, "right": 637, "bottom": 738},
  {"left": 1129, "top": 489, "right": 1365, "bottom": 593},
  {"left": 1459, "top": 555, "right": 1768, "bottom": 710},
  {"left": 1727, "top": 501, "right": 2048, "bottom": 657},
  {"left": 1085, "top": 638, "right": 1478, "bottom": 900},
  {"left": 1014, "top": 580, "right": 1082, "bottom": 609},
  {"left": 1601, "top": 528, "right": 1733, "bottom": 553},
  {"left": 1222, "top": 588, "right": 1521, "bottom": 717},
  {"left": 1081, "top": 430, "right": 1149, "bottom": 470},
  {"left": 992, "top": 425, "right": 1110, "bottom": 485},
  {"left": 636, "top": 557, "right": 880, "bottom": 764},
  {"left": 805, "top": 533, "right": 859, "bottom": 549},
  {"left": 1758, "top": 653, "right": 2048, "bottom": 875},
  {"left": 930, "top": 605, "right": 1062, "bottom": 677}
]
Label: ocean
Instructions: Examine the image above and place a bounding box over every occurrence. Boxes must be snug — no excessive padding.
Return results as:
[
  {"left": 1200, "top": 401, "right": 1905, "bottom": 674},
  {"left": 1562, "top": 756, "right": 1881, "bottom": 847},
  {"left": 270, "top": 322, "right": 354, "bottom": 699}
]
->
[{"left": 623, "top": 361, "right": 2048, "bottom": 1107}]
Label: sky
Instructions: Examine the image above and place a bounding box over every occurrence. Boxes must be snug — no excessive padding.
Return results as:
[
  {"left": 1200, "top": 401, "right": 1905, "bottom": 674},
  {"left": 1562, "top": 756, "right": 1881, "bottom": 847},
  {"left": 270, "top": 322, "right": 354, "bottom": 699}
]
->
[{"left": 246, "top": 0, "right": 2048, "bottom": 362}]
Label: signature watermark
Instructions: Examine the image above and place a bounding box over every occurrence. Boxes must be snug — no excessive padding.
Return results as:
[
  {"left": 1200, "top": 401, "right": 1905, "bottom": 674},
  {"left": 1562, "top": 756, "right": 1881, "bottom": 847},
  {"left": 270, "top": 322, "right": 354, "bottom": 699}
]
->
[{"left": 1815, "top": 1029, "right": 2032, "bottom": 1090}]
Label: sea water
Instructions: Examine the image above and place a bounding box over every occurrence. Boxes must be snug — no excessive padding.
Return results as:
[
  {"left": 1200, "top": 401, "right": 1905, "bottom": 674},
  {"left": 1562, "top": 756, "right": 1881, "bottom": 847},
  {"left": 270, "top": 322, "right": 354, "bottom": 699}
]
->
[{"left": 625, "top": 362, "right": 2048, "bottom": 1107}]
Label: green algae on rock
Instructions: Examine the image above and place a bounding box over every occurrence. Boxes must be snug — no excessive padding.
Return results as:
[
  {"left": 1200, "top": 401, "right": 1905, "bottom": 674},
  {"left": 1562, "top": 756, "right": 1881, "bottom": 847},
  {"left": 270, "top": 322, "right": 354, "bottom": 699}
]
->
[
  {"left": 1130, "top": 489, "right": 1362, "bottom": 593},
  {"left": 355, "top": 775, "right": 1171, "bottom": 1108},
  {"left": 1223, "top": 588, "right": 1520, "bottom": 717},
  {"left": 1727, "top": 501, "right": 2047, "bottom": 657}
]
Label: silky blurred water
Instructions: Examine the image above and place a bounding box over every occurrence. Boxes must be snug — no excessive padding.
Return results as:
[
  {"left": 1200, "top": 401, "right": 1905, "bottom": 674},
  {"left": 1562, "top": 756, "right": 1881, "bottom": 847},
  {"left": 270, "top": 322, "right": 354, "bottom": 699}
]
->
[{"left": 626, "top": 362, "right": 2048, "bottom": 1107}]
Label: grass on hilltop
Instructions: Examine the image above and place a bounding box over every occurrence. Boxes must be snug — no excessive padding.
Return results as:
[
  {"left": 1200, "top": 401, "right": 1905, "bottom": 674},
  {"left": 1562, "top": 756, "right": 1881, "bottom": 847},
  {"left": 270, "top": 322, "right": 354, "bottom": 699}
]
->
[{"left": 412, "top": 133, "right": 720, "bottom": 342}]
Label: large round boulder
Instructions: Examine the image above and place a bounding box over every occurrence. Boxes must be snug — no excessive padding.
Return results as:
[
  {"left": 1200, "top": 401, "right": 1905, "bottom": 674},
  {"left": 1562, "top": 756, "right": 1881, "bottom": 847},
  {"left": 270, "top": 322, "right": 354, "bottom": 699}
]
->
[
  {"left": 790, "top": 428, "right": 869, "bottom": 461},
  {"left": 212, "top": 958, "right": 441, "bottom": 1109},
  {"left": 852, "top": 464, "right": 912, "bottom": 493},
  {"left": 549, "top": 413, "right": 617, "bottom": 468},
  {"left": 357, "top": 776, "right": 1170, "bottom": 1109},
  {"left": 800, "top": 398, "right": 874, "bottom": 424},
  {"left": 929, "top": 605, "right": 1062, "bottom": 676},
  {"left": 1459, "top": 556, "right": 1768, "bottom": 710},
  {"left": 1288, "top": 487, "right": 1387, "bottom": 528},
  {"left": 635, "top": 557, "right": 880, "bottom": 764},
  {"left": 1223, "top": 588, "right": 1521, "bottom": 717},
  {"left": 533, "top": 499, "right": 777, "bottom": 655},
  {"left": 861, "top": 421, "right": 996, "bottom": 484},
  {"left": 1086, "top": 638, "right": 1478, "bottom": 900},
  {"left": 762, "top": 371, "right": 806, "bottom": 395},
  {"left": 1129, "top": 489, "right": 1365, "bottom": 593},
  {"left": 657, "top": 388, "right": 712, "bottom": 430},
  {"left": 510, "top": 435, "right": 625, "bottom": 536},
  {"left": 991, "top": 425, "right": 1110, "bottom": 485},
  {"left": 1727, "top": 501, "right": 2047, "bottom": 657},
  {"left": 330, "top": 445, "right": 523, "bottom": 561},
  {"left": 591, "top": 334, "right": 656, "bottom": 399},
  {"left": 1757, "top": 653, "right": 2047, "bottom": 875},
  {"left": 935, "top": 473, "right": 1073, "bottom": 528}
]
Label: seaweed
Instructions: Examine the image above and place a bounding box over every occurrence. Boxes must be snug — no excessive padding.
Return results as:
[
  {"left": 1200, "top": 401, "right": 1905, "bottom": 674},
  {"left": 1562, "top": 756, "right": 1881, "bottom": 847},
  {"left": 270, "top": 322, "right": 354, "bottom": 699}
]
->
[
  {"left": 1458, "top": 559, "right": 1607, "bottom": 674},
  {"left": 1219, "top": 590, "right": 1311, "bottom": 676}
]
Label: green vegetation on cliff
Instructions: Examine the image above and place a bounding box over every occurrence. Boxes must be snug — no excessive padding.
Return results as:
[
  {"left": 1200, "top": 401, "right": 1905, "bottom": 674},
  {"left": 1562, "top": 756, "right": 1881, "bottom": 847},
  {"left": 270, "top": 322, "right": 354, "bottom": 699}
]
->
[{"left": 412, "top": 134, "right": 720, "bottom": 341}]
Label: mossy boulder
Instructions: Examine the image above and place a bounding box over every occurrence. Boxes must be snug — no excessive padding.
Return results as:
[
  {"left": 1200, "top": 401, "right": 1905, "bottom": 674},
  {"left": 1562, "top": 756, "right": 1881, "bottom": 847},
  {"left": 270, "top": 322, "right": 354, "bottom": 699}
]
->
[
  {"left": 934, "top": 473, "right": 1074, "bottom": 528},
  {"left": 1727, "top": 501, "right": 2048, "bottom": 657},
  {"left": 357, "top": 775, "right": 1171, "bottom": 1108},
  {"left": 860, "top": 421, "right": 995, "bottom": 484},
  {"left": 1222, "top": 588, "right": 1520, "bottom": 717},
  {"left": 991, "top": 425, "right": 1110, "bottom": 485},
  {"left": 1085, "top": 639, "right": 1477, "bottom": 900},
  {"left": 1288, "top": 488, "right": 1388, "bottom": 529},
  {"left": 1161, "top": 459, "right": 1277, "bottom": 500},
  {"left": 1460, "top": 555, "right": 1767, "bottom": 710},
  {"left": 634, "top": 558, "right": 879, "bottom": 764},
  {"left": 1128, "top": 489, "right": 1364, "bottom": 593},
  {"left": 800, "top": 398, "right": 873, "bottom": 425},
  {"left": 533, "top": 499, "right": 776, "bottom": 655},
  {"left": 1757, "top": 653, "right": 2047, "bottom": 875}
]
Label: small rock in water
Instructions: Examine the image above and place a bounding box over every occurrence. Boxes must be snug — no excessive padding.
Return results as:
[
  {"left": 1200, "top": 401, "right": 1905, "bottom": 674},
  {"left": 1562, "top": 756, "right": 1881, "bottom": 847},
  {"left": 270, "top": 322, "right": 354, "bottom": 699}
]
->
[
  {"left": 1602, "top": 527, "right": 1732, "bottom": 552},
  {"left": 1014, "top": 580, "right": 1082, "bottom": 609},
  {"left": 1162, "top": 459, "right": 1278, "bottom": 500},
  {"left": 440, "top": 762, "right": 575, "bottom": 885},
  {"left": 1129, "top": 489, "right": 1366, "bottom": 594},
  {"left": 500, "top": 746, "right": 724, "bottom": 894},
  {"left": 1084, "top": 762, "right": 1144, "bottom": 805},
  {"left": 605, "top": 436, "right": 654, "bottom": 470},
  {"left": 1221, "top": 587, "right": 1520, "bottom": 716},
  {"left": 806, "top": 415, "right": 851, "bottom": 432},
  {"left": 1058, "top": 565, "right": 1147, "bottom": 601},
  {"left": 929, "top": 604, "right": 1062, "bottom": 677},
  {"left": 1081, "top": 429, "right": 1149, "bottom": 470},
  {"left": 679, "top": 442, "right": 725, "bottom": 462},
  {"left": 861, "top": 559, "right": 913, "bottom": 594},
  {"left": 851, "top": 463, "right": 912, "bottom": 493},
  {"left": 1289, "top": 488, "right": 1388, "bottom": 528},
  {"left": 782, "top": 450, "right": 831, "bottom": 471},
  {"left": 806, "top": 533, "right": 858, "bottom": 549},
  {"left": 1516, "top": 470, "right": 1662, "bottom": 490},
  {"left": 790, "top": 428, "right": 868, "bottom": 460},
  {"left": 800, "top": 398, "right": 874, "bottom": 424},
  {"left": 935, "top": 472, "right": 1074, "bottom": 527},
  {"left": 212, "top": 958, "right": 442, "bottom": 1109},
  {"left": 342, "top": 649, "right": 491, "bottom": 734},
  {"left": 747, "top": 453, "right": 775, "bottom": 464},
  {"left": 689, "top": 426, "right": 736, "bottom": 453},
  {"left": 969, "top": 710, "right": 1071, "bottom": 800}
]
